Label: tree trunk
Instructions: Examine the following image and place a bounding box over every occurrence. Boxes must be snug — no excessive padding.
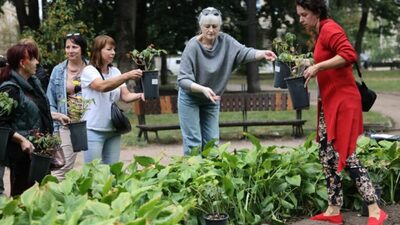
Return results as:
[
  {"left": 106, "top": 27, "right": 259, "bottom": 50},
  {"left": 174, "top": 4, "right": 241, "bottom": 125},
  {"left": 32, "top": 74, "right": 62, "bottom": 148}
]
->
[
  {"left": 354, "top": 2, "right": 370, "bottom": 57},
  {"left": 115, "top": 0, "right": 137, "bottom": 72},
  {"left": 13, "top": 0, "right": 27, "bottom": 32},
  {"left": 12, "top": 0, "right": 40, "bottom": 32},
  {"left": 135, "top": 0, "right": 147, "bottom": 51},
  {"left": 27, "top": 0, "right": 40, "bottom": 29},
  {"left": 245, "top": 0, "right": 261, "bottom": 93}
]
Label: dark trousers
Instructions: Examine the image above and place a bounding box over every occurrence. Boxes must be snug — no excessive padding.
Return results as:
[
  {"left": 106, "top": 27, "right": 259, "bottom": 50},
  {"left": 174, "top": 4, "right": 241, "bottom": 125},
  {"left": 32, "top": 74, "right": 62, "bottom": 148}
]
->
[{"left": 8, "top": 144, "right": 33, "bottom": 197}]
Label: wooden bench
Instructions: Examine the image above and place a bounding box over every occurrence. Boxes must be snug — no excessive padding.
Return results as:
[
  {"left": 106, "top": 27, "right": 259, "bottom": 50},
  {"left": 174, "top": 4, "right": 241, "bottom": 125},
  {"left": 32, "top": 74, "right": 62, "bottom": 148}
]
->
[
  {"left": 369, "top": 61, "right": 400, "bottom": 70},
  {"left": 133, "top": 91, "right": 307, "bottom": 142}
]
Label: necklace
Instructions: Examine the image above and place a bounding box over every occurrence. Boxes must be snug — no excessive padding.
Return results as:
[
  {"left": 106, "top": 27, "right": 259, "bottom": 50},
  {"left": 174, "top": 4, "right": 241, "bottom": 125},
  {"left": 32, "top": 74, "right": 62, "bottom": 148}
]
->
[{"left": 67, "top": 60, "right": 85, "bottom": 78}]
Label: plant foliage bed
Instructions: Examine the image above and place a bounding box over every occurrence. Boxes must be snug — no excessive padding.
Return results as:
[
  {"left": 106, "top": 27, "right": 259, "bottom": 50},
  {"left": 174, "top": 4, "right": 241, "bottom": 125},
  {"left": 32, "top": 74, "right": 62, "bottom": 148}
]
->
[{"left": 0, "top": 134, "right": 399, "bottom": 224}]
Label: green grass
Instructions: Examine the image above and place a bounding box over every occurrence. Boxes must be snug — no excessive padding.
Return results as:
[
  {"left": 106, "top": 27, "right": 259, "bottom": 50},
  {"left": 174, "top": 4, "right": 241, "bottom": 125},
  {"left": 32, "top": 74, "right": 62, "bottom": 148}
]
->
[{"left": 121, "top": 105, "right": 391, "bottom": 147}]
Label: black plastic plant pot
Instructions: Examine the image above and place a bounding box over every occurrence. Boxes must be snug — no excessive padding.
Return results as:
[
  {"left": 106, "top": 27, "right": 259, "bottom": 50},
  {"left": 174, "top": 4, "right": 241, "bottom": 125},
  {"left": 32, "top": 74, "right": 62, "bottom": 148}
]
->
[
  {"left": 141, "top": 70, "right": 159, "bottom": 99},
  {"left": 203, "top": 213, "right": 229, "bottom": 225},
  {"left": 273, "top": 61, "right": 290, "bottom": 89},
  {"left": 28, "top": 152, "right": 52, "bottom": 184},
  {"left": 361, "top": 185, "right": 382, "bottom": 217},
  {"left": 68, "top": 120, "right": 88, "bottom": 152},
  {"left": 0, "top": 127, "right": 10, "bottom": 164},
  {"left": 285, "top": 76, "right": 310, "bottom": 110}
]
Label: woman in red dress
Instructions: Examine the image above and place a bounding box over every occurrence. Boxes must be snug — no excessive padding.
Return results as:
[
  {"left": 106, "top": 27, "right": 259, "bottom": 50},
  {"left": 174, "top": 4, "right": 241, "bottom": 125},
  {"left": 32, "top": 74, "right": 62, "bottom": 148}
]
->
[{"left": 295, "top": 0, "right": 387, "bottom": 225}]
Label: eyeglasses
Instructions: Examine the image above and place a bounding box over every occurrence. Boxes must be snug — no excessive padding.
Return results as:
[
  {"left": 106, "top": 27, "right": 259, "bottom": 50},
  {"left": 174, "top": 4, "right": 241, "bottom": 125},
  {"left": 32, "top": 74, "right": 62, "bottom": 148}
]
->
[
  {"left": 66, "top": 33, "right": 80, "bottom": 37},
  {"left": 201, "top": 8, "right": 221, "bottom": 16}
]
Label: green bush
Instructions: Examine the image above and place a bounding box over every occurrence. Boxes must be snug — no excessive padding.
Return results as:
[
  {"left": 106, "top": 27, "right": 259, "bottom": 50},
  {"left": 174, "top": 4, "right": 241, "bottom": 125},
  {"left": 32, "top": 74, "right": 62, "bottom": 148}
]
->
[
  {"left": 0, "top": 134, "right": 398, "bottom": 224},
  {"left": 22, "top": 0, "right": 94, "bottom": 69}
]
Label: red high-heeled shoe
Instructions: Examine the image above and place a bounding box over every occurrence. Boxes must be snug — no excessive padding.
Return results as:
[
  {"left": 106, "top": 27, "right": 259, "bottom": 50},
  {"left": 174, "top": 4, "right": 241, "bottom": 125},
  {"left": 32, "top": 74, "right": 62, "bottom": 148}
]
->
[
  {"left": 367, "top": 210, "right": 388, "bottom": 225},
  {"left": 310, "top": 213, "right": 344, "bottom": 224}
]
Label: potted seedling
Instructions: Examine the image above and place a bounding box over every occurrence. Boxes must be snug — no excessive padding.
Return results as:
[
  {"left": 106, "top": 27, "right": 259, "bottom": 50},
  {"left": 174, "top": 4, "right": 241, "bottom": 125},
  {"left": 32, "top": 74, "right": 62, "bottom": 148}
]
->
[
  {"left": 128, "top": 44, "right": 167, "bottom": 99},
  {"left": 66, "top": 95, "right": 94, "bottom": 152},
  {"left": 284, "top": 53, "right": 313, "bottom": 110},
  {"left": 272, "top": 32, "right": 296, "bottom": 89},
  {"left": 0, "top": 91, "right": 18, "bottom": 164},
  {"left": 28, "top": 130, "right": 61, "bottom": 183},
  {"left": 196, "top": 182, "right": 229, "bottom": 225}
]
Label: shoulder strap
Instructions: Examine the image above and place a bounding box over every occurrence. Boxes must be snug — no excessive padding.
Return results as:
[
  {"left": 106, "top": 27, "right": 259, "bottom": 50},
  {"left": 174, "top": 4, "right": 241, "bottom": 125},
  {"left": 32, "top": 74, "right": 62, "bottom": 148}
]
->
[
  {"left": 95, "top": 67, "right": 105, "bottom": 80},
  {"left": 354, "top": 63, "right": 362, "bottom": 79}
]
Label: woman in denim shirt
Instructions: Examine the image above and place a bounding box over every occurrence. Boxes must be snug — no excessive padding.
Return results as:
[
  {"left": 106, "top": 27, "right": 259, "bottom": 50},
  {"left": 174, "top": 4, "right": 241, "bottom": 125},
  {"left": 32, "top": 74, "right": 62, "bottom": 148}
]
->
[{"left": 47, "top": 33, "right": 88, "bottom": 180}]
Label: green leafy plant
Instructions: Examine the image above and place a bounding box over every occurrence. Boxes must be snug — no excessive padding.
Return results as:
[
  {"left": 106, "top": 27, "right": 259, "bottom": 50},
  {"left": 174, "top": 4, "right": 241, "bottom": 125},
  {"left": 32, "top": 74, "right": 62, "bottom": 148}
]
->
[
  {"left": 195, "top": 181, "right": 228, "bottom": 220},
  {"left": 66, "top": 95, "right": 94, "bottom": 123},
  {"left": 272, "top": 32, "right": 296, "bottom": 57},
  {"left": 272, "top": 32, "right": 314, "bottom": 77},
  {"left": 0, "top": 92, "right": 18, "bottom": 116},
  {"left": 128, "top": 44, "right": 167, "bottom": 71},
  {"left": 0, "top": 134, "right": 398, "bottom": 224},
  {"left": 28, "top": 130, "right": 61, "bottom": 157}
]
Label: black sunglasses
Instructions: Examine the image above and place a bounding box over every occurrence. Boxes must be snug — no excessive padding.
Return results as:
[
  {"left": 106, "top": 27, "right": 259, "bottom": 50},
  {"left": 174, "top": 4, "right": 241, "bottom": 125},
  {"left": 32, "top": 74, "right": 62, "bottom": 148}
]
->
[
  {"left": 201, "top": 8, "right": 221, "bottom": 16},
  {"left": 66, "top": 33, "right": 80, "bottom": 37}
]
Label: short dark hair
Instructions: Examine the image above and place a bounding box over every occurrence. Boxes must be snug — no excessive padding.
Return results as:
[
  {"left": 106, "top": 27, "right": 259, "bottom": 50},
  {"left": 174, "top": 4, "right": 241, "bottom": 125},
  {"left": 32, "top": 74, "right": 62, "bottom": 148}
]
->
[
  {"left": 65, "top": 34, "right": 88, "bottom": 57},
  {"left": 295, "top": 0, "right": 329, "bottom": 20}
]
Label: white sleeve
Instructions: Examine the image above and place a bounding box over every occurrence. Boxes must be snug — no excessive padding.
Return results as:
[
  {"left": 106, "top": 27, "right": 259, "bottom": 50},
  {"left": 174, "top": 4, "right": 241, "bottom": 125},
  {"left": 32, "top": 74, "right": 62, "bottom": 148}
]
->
[{"left": 81, "top": 65, "right": 102, "bottom": 88}]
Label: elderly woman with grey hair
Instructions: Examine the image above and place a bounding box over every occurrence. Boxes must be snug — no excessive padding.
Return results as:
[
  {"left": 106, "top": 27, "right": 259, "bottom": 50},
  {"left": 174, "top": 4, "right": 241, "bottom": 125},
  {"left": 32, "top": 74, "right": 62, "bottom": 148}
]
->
[{"left": 177, "top": 7, "right": 277, "bottom": 155}]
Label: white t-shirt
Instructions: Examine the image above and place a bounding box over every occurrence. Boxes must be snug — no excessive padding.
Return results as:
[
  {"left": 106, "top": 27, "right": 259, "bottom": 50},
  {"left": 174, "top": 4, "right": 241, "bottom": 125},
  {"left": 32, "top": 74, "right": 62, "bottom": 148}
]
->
[{"left": 81, "top": 65, "right": 124, "bottom": 131}]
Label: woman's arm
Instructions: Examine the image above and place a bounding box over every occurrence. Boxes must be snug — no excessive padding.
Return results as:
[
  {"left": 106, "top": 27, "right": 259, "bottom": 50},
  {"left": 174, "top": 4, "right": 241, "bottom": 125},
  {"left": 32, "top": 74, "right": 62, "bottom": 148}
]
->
[
  {"left": 11, "top": 132, "right": 35, "bottom": 154},
  {"left": 255, "top": 50, "right": 277, "bottom": 61},
  {"left": 119, "top": 86, "right": 144, "bottom": 103},
  {"left": 51, "top": 112, "right": 70, "bottom": 125},
  {"left": 90, "top": 69, "right": 143, "bottom": 92},
  {"left": 303, "top": 55, "right": 346, "bottom": 86}
]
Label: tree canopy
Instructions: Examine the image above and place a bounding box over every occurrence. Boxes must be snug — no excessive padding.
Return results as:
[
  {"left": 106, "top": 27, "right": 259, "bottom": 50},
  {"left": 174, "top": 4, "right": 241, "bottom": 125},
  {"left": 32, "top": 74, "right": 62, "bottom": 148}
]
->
[{"left": 1, "top": 0, "right": 399, "bottom": 88}]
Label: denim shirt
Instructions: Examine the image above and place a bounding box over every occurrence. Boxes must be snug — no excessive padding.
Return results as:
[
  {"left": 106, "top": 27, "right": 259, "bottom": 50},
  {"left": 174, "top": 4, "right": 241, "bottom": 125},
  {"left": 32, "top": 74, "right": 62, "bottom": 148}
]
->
[{"left": 46, "top": 59, "right": 88, "bottom": 132}]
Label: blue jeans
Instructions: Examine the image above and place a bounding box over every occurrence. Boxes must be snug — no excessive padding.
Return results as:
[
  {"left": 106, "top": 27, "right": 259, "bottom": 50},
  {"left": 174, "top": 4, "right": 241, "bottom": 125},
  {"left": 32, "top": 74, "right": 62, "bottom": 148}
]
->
[
  {"left": 178, "top": 89, "right": 220, "bottom": 155},
  {"left": 84, "top": 129, "right": 121, "bottom": 164}
]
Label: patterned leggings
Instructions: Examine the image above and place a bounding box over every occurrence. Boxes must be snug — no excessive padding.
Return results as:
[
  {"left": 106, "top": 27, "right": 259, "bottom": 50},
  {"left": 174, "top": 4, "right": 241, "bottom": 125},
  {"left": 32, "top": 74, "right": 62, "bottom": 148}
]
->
[{"left": 318, "top": 110, "right": 377, "bottom": 206}]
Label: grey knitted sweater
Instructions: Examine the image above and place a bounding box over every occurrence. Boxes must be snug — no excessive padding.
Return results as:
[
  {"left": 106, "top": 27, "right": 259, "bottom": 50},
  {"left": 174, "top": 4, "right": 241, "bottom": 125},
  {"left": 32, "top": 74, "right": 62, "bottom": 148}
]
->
[{"left": 178, "top": 32, "right": 257, "bottom": 96}]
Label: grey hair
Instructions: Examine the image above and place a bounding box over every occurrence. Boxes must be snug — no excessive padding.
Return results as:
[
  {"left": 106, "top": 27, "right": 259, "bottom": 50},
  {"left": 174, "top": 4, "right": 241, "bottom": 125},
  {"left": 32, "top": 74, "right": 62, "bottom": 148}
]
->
[{"left": 198, "top": 7, "right": 222, "bottom": 26}]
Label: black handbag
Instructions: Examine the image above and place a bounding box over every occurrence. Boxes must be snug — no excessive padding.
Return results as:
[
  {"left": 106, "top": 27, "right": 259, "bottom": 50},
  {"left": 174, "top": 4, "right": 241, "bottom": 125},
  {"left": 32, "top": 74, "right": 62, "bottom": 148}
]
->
[
  {"left": 111, "top": 102, "right": 132, "bottom": 134},
  {"left": 355, "top": 63, "right": 377, "bottom": 112},
  {"left": 96, "top": 67, "right": 132, "bottom": 134}
]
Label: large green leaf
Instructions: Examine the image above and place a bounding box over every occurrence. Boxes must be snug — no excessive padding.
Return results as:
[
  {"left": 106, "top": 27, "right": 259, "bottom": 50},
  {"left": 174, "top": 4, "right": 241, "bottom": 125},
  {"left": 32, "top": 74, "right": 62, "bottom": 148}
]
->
[
  {"left": 303, "top": 182, "right": 316, "bottom": 194},
  {"left": 134, "top": 155, "right": 156, "bottom": 167},
  {"left": 86, "top": 200, "right": 111, "bottom": 218},
  {"left": 285, "top": 175, "right": 301, "bottom": 187},
  {"left": 0, "top": 216, "right": 14, "bottom": 225},
  {"left": 111, "top": 192, "right": 132, "bottom": 214},
  {"left": 2, "top": 200, "right": 19, "bottom": 216}
]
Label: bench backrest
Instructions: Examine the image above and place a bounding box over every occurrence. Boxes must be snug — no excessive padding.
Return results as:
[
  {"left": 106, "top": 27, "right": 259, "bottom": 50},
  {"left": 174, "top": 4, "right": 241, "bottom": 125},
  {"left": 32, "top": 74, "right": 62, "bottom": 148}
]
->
[{"left": 133, "top": 91, "right": 294, "bottom": 116}]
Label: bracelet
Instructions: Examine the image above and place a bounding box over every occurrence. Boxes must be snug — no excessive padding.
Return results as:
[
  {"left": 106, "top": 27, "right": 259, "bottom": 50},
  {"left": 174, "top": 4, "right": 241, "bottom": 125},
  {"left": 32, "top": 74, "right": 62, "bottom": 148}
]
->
[{"left": 74, "top": 85, "right": 82, "bottom": 93}]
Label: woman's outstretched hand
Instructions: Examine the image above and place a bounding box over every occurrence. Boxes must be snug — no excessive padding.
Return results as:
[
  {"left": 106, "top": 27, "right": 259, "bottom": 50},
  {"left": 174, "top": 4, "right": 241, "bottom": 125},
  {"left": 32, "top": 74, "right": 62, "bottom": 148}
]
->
[
  {"left": 126, "top": 69, "right": 143, "bottom": 80},
  {"left": 263, "top": 50, "right": 277, "bottom": 61}
]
